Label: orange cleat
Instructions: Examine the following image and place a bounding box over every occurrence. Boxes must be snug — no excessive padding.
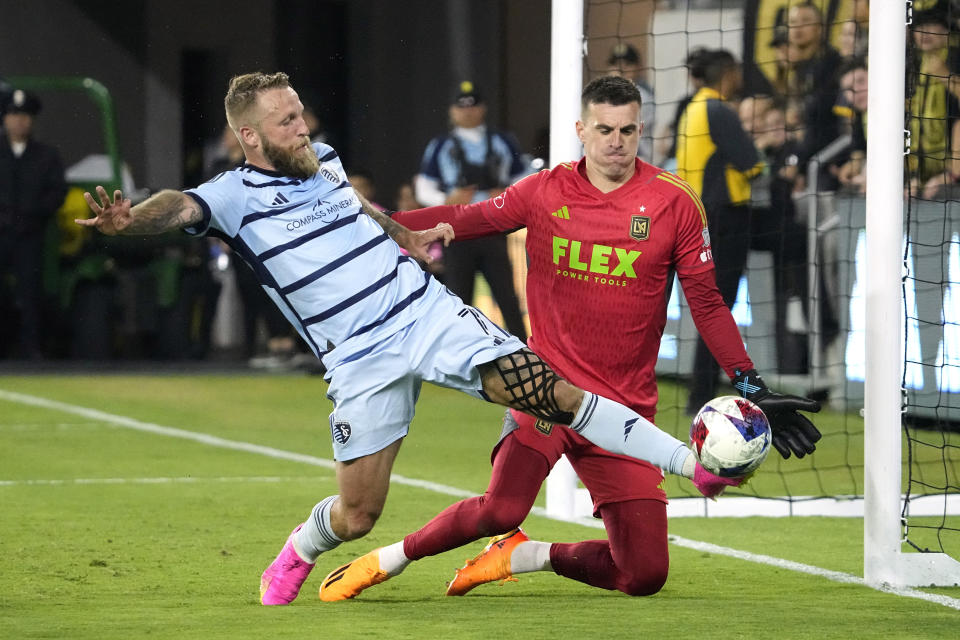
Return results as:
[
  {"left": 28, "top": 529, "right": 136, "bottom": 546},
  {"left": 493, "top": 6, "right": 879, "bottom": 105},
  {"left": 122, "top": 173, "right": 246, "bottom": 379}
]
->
[
  {"left": 445, "top": 528, "right": 529, "bottom": 596},
  {"left": 318, "top": 548, "right": 390, "bottom": 601}
]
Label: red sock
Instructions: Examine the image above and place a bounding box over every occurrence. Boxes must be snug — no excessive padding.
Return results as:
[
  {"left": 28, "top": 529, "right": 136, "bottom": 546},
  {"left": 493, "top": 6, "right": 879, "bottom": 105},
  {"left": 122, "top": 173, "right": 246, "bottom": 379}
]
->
[{"left": 403, "top": 435, "right": 549, "bottom": 560}]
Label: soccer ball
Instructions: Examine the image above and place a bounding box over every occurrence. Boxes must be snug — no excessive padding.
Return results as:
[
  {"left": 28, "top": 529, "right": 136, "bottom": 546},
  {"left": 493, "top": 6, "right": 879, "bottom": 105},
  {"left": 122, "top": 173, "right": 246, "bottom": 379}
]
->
[{"left": 689, "top": 396, "right": 772, "bottom": 478}]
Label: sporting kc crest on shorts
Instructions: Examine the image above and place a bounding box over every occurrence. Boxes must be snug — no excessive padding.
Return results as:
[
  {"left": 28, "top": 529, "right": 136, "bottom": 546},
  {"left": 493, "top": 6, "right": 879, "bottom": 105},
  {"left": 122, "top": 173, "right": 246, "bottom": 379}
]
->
[{"left": 331, "top": 419, "right": 352, "bottom": 445}]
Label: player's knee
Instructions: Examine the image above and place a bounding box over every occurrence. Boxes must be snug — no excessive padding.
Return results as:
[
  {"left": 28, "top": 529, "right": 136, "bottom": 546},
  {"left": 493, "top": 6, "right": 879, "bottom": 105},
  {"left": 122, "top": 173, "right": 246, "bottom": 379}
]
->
[
  {"left": 337, "top": 506, "right": 382, "bottom": 541},
  {"left": 551, "top": 380, "right": 585, "bottom": 418},
  {"left": 617, "top": 560, "right": 668, "bottom": 597},
  {"left": 475, "top": 495, "right": 526, "bottom": 536}
]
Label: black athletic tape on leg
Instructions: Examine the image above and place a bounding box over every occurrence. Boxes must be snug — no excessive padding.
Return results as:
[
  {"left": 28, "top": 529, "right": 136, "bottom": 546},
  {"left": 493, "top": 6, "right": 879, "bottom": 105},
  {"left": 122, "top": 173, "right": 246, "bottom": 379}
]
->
[{"left": 493, "top": 349, "right": 575, "bottom": 424}]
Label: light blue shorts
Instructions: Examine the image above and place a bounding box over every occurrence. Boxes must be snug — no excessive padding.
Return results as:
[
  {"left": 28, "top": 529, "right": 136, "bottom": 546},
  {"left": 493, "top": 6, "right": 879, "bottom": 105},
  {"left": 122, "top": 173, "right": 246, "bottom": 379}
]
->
[{"left": 324, "top": 290, "right": 526, "bottom": 461}]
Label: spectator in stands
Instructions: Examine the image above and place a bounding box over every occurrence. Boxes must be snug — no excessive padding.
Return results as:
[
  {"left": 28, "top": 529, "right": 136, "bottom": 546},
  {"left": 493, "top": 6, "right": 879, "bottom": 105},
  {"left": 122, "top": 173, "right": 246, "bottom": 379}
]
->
[
  {"left": 783, "top": 2, "right": 844, "bottom": 191},
  {"left": 758, "top": 104, "right": 804, "bottom": 199},
  {"left": 765, "top": 25, "right": 791, "bottom": 98},
  {"left": 838, "top": 18, "right": 868, "bottom": 62},
  {"left": 907, "top": 8, "right": 960, "bottom": 199},
  {"left": 606, "top": 43, "right": 656, "bottom": 162},
  {"left": 833, "top": 58, "right": 868, "bottom": 195},
  {"left": 746, "top": 99, "right": 811, "bottom": 372},
  {"left": 675, "top": 49, "right": 765, "bottom": 414},
  {"left": 0, "top": 89, "right": 67, "bottom": 359},
  {"left": 415, "top": 81, "right": 528, "bottom": 340},
  {"left": 784, "top": 97, "right": 806, "bottom": 145},
  {"left": 773, "top": 3, "right": 847, "bottom": 363},
  {"left": 738, "top": 94, "right": 774, "bottom": 140}
]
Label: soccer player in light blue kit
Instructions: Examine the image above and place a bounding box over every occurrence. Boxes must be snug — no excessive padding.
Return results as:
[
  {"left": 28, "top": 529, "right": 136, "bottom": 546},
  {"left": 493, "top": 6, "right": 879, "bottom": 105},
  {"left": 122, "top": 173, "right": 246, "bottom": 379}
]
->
[{"left": 77, "top": 72, "right": 740, "bottom": 606}]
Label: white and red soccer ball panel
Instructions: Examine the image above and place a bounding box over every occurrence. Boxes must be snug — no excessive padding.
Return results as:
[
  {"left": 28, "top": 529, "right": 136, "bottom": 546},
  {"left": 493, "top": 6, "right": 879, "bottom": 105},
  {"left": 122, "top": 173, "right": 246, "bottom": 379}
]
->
[{"left": 690, "top": 395, "right": 772, "bottom": 478}]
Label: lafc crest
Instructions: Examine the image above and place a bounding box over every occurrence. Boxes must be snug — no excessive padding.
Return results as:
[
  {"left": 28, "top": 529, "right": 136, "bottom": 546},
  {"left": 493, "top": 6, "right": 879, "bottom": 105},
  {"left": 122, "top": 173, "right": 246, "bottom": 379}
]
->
[
  {"left": 630, "top": 215, "right": 650, "bottom": 241},
  {"left": 535, "top": 419, "right": 554, "bottom": 436}
]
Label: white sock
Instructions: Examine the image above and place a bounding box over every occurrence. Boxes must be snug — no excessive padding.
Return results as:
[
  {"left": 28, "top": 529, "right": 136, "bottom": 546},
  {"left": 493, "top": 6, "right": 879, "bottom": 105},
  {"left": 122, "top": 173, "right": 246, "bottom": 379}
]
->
[
  {"left": 569, "top": 392, "right": 691, "bottom": 476},
  {"left": 509, "top": 541, "right": 552, "bottom": 574},
  {"left": 378, "top": 540, "right": 412, "bottom": 575},
  {"left": 293, "top": 496, "right": 342, "bottom": 563},
  {"left": 681, "top": 451, "right": 696, "bottom": 478}
]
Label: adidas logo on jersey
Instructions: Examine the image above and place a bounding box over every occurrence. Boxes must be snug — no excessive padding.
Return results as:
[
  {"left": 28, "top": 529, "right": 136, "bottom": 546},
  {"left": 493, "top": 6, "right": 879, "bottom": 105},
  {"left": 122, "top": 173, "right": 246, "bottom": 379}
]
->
[
  {"left": 272, "top": 193, "right": 290, "bottom": 206},
  {"left": 551, "top": 205, "right": 570, "bottom": 219}
]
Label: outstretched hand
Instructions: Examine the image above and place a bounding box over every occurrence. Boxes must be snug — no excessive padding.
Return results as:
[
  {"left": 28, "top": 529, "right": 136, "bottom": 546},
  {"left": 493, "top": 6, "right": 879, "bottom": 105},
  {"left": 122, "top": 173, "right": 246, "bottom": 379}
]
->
[
  {"left": 77, "top": 186, "right": 132, "bottom": 235},
  {"left": 403, "top": 223, "right": 454, "bottom": 265},
  {"left": 733, "top": 368, "right": 822, "bottom": 459}
]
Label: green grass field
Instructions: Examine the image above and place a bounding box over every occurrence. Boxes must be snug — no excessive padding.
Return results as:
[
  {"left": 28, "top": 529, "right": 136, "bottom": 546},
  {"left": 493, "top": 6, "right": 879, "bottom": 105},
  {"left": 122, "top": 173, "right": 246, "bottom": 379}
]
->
[{"left": 1, "top": 373, "right": 958, "bottom": 639}]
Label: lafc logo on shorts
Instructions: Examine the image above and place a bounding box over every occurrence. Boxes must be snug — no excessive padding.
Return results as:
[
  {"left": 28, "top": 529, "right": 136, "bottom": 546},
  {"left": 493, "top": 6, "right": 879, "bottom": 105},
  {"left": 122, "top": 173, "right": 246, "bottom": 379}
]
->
[
  {"left": 331, "top": 420, "right": 352, "bottom": 445},
  {"left": 535, "top": 419, "right": 554, "bottom": 436},
  {"left": 630, "top": 215, "right": 650, "bottom": 241}
]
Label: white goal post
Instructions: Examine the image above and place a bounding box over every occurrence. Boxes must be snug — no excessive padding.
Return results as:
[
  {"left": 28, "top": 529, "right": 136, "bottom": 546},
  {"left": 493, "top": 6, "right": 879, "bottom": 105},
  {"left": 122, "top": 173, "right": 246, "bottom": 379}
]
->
[
  {"left": 544, "top": 0, "right": 586, "bottom": 521},
  {"left": 862, "top": 3, "right": 960, "bottom": 589}
]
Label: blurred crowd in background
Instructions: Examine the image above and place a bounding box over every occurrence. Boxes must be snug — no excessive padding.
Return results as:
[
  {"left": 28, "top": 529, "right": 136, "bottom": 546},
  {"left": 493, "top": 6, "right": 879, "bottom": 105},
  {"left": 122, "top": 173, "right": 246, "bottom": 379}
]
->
[{"left": 0, "top": 0, "right": 954, "bottom": 370}]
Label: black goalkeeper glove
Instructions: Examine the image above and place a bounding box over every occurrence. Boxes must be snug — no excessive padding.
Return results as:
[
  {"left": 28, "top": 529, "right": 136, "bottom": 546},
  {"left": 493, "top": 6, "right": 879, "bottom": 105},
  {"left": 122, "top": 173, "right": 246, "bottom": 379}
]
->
[{"left": 732, "top": 368, "right": 822, "bottom": 459}]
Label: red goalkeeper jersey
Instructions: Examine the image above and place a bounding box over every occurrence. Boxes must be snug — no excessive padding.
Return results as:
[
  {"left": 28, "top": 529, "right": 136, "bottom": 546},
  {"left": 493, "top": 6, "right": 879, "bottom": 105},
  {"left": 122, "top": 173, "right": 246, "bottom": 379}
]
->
[{"left": 395, "top": 158, "right": 752, "bottom": 418}]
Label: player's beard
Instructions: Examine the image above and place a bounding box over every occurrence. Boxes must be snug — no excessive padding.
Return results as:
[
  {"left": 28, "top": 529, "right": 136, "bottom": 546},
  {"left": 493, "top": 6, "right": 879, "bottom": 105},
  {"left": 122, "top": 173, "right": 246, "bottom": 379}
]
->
[{"left": 261, "top": 134, "right": 320, "bottom": 179}]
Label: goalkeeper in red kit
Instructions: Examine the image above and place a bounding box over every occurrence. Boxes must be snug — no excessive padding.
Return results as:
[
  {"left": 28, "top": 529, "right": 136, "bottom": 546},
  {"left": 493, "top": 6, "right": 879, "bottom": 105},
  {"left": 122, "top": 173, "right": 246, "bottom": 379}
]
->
[{"left": 317, "top": 75, "right": 821, "bottom": 601}]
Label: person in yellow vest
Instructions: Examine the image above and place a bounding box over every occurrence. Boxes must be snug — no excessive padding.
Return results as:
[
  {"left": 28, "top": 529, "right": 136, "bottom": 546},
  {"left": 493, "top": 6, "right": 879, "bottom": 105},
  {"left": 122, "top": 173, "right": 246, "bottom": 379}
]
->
[{"left": 676, "top": 49, "right": 764, "bottom": 414}]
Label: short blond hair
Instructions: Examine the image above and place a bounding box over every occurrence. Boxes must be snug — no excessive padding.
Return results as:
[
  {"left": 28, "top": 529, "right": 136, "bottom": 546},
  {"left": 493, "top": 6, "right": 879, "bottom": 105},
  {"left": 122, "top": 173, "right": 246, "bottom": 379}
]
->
[{"left": 224, "top": 71, "right": 291, "bottom": 129}]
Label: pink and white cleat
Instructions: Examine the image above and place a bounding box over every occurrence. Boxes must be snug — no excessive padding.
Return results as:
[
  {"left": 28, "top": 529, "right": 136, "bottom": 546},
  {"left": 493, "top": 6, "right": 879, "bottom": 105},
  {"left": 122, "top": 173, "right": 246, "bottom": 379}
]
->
[{"left": 260, "top": 524, "right": 315, "bottom": 605}]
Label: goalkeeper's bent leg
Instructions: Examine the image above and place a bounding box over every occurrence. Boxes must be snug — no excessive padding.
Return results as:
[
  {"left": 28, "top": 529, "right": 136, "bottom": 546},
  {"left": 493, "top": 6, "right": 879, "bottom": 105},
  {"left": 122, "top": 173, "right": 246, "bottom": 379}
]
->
[
  {"left": 550, "top": 499, "right": 669, "bottom": 596},
  {"left": 480, "top": 351, "right": 692, "bottom": 477}
]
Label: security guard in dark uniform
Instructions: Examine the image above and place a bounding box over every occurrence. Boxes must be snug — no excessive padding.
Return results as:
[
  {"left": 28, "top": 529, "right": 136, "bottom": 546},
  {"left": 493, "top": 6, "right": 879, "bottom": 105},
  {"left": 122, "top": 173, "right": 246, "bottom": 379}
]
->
[
  {"left": 0, "top": 90, "right": 67, "bottom": 358},
  {"left": 415, "top": 82, "right": 529, "bottom": 341}
]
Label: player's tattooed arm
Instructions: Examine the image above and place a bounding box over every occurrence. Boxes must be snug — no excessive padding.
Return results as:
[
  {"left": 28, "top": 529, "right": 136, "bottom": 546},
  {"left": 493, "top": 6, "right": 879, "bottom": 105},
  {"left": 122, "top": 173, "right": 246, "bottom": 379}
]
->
[
  {"left": 357, "top": 191, "right": 453, "bottom": 264},
  {"left": 79, "top": 187, "right": 203, "bottom": 236},
  {"left": 127, "top": 190, "right": 204, "bottom": 234},
  {"left": 356, "top": 192, "right": 405, "bottom": 241}
]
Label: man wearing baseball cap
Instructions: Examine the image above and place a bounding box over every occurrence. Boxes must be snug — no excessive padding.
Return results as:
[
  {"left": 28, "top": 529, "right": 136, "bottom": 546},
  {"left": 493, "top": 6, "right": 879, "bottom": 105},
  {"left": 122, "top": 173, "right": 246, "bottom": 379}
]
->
[
  {"left": 1, "top": 89, "right": 67, "bottom": 358},
  {"left": 413, "top": 80, "right": 529, "bottom": 340}
]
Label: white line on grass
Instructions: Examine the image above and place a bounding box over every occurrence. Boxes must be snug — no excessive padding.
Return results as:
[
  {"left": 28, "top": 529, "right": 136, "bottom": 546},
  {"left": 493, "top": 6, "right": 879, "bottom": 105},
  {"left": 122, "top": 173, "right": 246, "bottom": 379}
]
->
[
  {"left": 669, "top": 535, "right": 960, "bottom": 611},
  {"left": 0, "top": 422, "right": 104, "bottom": 430},
  {"left": 0, "top": 389, "right": 477, "bottom": 499},
  {"left": 2, "top": 387, "right": 958, "bottom": 611}
]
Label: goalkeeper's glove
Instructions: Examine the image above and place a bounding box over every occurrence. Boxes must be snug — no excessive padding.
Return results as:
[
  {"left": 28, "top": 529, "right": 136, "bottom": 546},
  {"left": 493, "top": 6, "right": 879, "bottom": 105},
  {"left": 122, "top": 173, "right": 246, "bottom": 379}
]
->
[{"left": 732, "top": 368, "right": 822, "bottom": 459}]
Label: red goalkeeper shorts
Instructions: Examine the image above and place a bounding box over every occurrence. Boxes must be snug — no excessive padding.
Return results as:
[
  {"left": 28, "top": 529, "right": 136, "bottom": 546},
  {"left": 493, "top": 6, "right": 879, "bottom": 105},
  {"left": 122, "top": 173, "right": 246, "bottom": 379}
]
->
[{"left": 494, "top": 409, "right": 668, "bottom": 517}]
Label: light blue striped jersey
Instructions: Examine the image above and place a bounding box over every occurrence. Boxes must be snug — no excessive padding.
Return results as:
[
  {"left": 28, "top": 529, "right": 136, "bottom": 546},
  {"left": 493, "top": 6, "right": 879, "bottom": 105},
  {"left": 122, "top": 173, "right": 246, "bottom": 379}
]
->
[{"left": 184, "top": 142, "right": 440, "bottom": 369}]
